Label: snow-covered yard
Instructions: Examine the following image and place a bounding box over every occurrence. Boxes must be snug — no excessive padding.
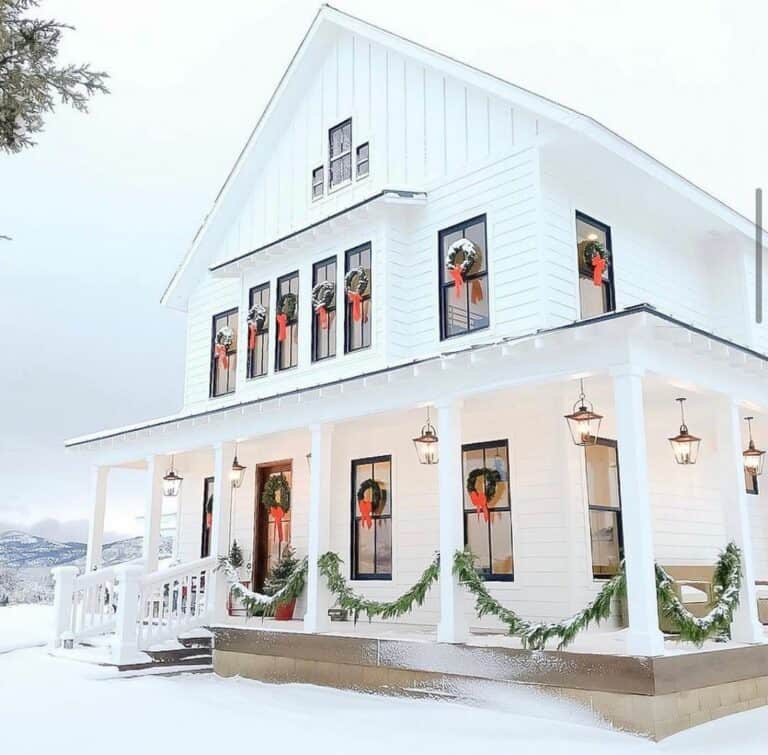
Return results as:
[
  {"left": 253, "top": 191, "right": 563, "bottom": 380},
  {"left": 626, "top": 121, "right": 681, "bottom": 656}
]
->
[{"left": 1, "top": 605, "right": 766, "bottom": 754}]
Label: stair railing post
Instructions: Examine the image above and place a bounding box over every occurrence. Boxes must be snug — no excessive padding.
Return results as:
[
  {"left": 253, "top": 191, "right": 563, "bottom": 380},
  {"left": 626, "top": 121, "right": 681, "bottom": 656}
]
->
[
  {"left": 111, "top": 563, "right": 149, "bottom": 666},
  {"left": 50, "top": 565, "right": 78, "bottom": 648}
]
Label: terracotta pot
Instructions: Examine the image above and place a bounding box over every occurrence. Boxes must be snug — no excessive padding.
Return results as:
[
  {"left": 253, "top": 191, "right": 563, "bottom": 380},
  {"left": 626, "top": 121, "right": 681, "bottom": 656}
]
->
[{"left": 274, "top": 598, "right": 296, "bottom": 621}]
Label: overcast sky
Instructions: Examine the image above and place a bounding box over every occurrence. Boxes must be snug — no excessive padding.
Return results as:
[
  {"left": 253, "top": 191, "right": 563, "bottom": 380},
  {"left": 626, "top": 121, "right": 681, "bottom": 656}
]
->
[{"left": 1, "top": 0, "right": 766, "bottom": 542}]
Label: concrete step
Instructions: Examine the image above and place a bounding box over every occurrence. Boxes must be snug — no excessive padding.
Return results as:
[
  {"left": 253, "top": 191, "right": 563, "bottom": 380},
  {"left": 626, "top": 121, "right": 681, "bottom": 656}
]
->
[{"left": 117, "top": 645, "right": 212, "bottom": 673}]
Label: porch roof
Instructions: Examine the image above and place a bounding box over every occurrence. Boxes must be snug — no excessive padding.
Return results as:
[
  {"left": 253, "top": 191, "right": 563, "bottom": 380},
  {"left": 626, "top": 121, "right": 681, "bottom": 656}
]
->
[{"left": 65, "top": 305, "right": 768, "bottom": 459}]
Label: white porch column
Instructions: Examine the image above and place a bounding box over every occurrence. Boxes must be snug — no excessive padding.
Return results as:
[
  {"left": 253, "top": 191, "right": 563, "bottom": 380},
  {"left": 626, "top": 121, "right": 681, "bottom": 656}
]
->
[
  {"left": 142, "top": 455, "right": 167, "bottom": 573},
  {"left": 437, "top": 399, "right": 469, "bottom": 643},
  {"left": 85, "top": 465, "right": 110, "bottom": 572},
  {"left": 304, "top": 423, "right": 334, "bottom": 633},
  {"left": 717, "top": 398, "right": 763, "bottom": 643},
  {"left": 209, "top": 441, "right": 235, "bottom": 622},
  {"left": 612, "top": 369, "right": 665, "bottom": 656}
]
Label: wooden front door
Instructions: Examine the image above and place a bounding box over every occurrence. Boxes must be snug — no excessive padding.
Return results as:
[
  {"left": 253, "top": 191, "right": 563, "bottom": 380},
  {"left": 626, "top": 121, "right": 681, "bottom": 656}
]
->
[{"left": 252, "top": 461, "right": 292, "bottom": 590}]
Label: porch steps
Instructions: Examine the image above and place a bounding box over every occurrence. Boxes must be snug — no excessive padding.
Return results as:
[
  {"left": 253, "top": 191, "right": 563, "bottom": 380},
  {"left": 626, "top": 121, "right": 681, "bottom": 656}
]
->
[{"left": 118, "top": 637, "right": 213, "bottom": 673}]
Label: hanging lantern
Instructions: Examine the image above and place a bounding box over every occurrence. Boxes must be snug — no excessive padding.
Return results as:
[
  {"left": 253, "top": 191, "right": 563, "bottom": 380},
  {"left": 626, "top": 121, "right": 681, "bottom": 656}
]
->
[
  {"left": 162, "top": 456, "right": 183, "bottom": 497},
  {"left": 230, "top": 451, "right": 247, "bottom": 489},
  {"left": 668, "top": 398, "right": 701, "bottom": 465},
  {"left": 413, "top": 407, "right": 439, "bottom": 465},
  {"left": 743, "top": 417, "right": 766, "bottom": 477},
  {"left": 564, "top": 380, "right": 602, "bottom": 446}
]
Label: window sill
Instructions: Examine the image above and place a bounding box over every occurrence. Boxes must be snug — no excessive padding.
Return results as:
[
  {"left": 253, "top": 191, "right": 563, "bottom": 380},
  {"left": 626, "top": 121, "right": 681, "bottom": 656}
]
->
[
  {"left": 349, "top": 576, "right": 392, "bottom": 583},
  {"left": 440, "top": 323, "right": 490, "bottom": 343}
]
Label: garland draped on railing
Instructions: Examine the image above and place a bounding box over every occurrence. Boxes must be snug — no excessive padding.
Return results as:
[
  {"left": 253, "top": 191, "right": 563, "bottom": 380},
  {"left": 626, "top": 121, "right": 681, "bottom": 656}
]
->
[
  {"left": 318, "top": 551, "right": 440, "bottom": 623},
  {"left": 218, "top": 557, "right": 308, "bottom": 617}
]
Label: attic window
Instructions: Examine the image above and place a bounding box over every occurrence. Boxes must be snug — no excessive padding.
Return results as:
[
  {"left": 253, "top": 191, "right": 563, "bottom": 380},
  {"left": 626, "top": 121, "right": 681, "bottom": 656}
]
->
[
  {"left": 312, "top": 166, "right": 324, "bottom": 200},
  {"left": 329, "top": 119, "right": 352, "bottom": 189},
  {"left": 356, "top": 143, "right": 369, "bottom": 178}
]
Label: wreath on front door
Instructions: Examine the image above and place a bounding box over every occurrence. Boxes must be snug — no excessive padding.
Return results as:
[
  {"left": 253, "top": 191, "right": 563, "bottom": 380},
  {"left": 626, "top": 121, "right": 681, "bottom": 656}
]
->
[
  {"left": 356, "top": 478, "right": 382, "bottom": 530},
  {"left": 344, "top": 267, "right": 369, "bottom": 322},
  {"left": 311, "top": 281, "right": 336, "bottom": 330},
  {"left": 275, "top": 293, "right": 297, "bottom": 343},
  {"left": 247, "top": 304, "right": 268, "bottom": 350},
  {"left": 465, "top": 467, "right": 501, "bottom": 522},
  {"left": 214, "top": 326, "right": 234, "bottom": 369},
  {"left": 261, "top": 473, "right": 291, "bottom": 543},
  {"left": 445, "top": 238, "right": 479, "bottom": 298},
  {"left": 583, "top": 240, "right": 610, "bottom": 287}
]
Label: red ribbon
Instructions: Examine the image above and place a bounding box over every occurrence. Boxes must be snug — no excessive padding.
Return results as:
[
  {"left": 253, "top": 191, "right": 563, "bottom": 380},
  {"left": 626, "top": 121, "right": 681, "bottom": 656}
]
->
[
  {"left": 358, "top": 498, "right": 373, "bottom": 529},
  {"left": 316, "top": 305, "right": 328, "bottom": 330},
  {"left": 276, "top": 313, "right": 288, "bottom": 342},
  {"left": 348, "top": 291, "right": 363, "bottom": 322},
  {"left": 214, "top": 344, "right": 229, "bottom": 369},
  {"left": 592, "top": 254, "right": 607, "bottom": 286},
  {"left": 271, "top": 506, "right": 285, "bottom": 543},
  {"left": 206, "top": 512, "right": 212, "bottom": 530},
  {"left": 248, "top": 322, "right": 258, "bottom": 350},
  {"left": 469, "top": 490, "right": 490, "bottom": 522},
  {"left": 449, "top": 266, "right": 464, "bottom": 298}
]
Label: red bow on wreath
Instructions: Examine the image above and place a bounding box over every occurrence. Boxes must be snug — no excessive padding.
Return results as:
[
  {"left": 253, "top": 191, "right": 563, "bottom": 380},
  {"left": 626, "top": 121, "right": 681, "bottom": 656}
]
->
[
  {"left": 449, "top": 267, "right": 464, "bottom": 298},
  {"left": 214, "top": 343, "right": 229, "bottom": 369},
  {"left": 358, "top": 498, "right": 373, "bottom": 529},
  {"left": 316, "top": 305, "right": 329, "bottom": 330},
  {"left": 468, "top": 489, "right": 490, "bottom": 522},
  {"left": 347, "top": 290, "right": 363, "bottom": 322},
  {"left": 591, "top": 254, "right": 607, "bottom": 287},
  {"left": 276, "top": 313, "right": 288, "bottom": 342},
  {"left": 248, "top": 322, "right": 258, "bottom": 350},
  {"left": 271, "top": 506, "right": 286, "bottom": 543}
]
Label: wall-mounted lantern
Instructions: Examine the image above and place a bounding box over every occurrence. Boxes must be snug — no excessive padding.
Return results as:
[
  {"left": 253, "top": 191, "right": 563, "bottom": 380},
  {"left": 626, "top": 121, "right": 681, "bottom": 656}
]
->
[
  {"left": 743, "top": 416, "right": 765, "bottom": 477},
  {"left": 564, "top": 380, "right": 602, "bottom": 446},
  {"left": 162, "top": 456, "right": 183, "bottom": 497},
  {"left": 668, "top": 398, "right": 701, "bottom": 465},
  {"left": 230, "top": 447, "right": 247, "bottom": 489},
  {"left": 413, "top": 407, "right": 439, "bottom": 465}
]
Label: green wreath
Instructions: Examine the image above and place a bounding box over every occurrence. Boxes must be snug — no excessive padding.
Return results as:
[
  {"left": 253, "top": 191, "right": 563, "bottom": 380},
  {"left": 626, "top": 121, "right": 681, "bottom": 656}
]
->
[
  {"left": 357, "top": 478, "right": 383, "bottom": 510},
  {"left": 261, "top": 473, "right": 291, "bottom": 513},
  {"left": 466, "top": 467, "right": 501, "bottom": 500},
  {"left": 277, "top": 292, "right": 297, "bottom": 321},
  {"left": 344, "top": 266, "right": 369, "bottom": 296},
  {"left": 215, "top": 325, "right": 234, "bottom": 348},
  {"left": 446, "top": 238, "right": 479, "bottom": 276},
  {"left": 247, "top": 303, "right": 268, "bottom": 332},
  {"left": 583, "top": 239, "right": 609, "bottom": 265},
  {"left": 311, "top": 280, "right": 335, "bottom": 313}
]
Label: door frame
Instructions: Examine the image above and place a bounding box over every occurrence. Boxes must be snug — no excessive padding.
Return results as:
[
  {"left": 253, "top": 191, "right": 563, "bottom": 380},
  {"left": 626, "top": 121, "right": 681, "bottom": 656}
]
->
[{"left": 252, "top": 459, "right": 293, "bottom": 590}]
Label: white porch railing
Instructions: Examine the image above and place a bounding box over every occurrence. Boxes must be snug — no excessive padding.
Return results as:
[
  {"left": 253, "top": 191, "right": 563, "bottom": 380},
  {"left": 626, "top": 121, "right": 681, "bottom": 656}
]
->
[{"left": 51, "top": 564, "right": 117, "bottom": 645}]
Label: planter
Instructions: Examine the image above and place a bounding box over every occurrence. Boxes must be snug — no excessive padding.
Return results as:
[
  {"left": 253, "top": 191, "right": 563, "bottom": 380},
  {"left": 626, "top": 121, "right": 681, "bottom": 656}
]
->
[{"left": 274, "top": 598, "right": 296, "bottom": 621}]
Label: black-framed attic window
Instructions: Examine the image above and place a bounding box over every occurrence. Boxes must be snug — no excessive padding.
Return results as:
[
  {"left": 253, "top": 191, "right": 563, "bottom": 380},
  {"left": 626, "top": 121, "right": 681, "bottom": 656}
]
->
[
  {"left": 462, "top": 440, "right": 514, "bottom": 581},
  {"left": 356, "top": 143, "right": 369, "bottom": 178},
  {"left": 275, "top": 271, "right": 299, "bottom": 372},
  {"left": 312, "top": 256, "right": 337, "bottom": 362},
  {"left": 576, "top": 212, "right": 615, "bottom": 319},
  {"left": 311, "top": 166, "right": 324, "bottom": 200},
  {"left": 585, "top": 438, "right": 624, "bottom": 578},
  {"left": 344, "top": 243, "right": 372, "bottom": 353},
  {"left": 247, "top": 283, "right": 270, "bottom": 379},
  {"left": 210, "top": 308, "right": 238, "bottom": 398},
  {"left": 439, "top": 215, "right": 489, "bottom": 339},
  {"left": 351, "top": 455, "right": 392, "bottom": 580},
  {"left": 329, "top": 119, "right": 352, "bottom": 190}
]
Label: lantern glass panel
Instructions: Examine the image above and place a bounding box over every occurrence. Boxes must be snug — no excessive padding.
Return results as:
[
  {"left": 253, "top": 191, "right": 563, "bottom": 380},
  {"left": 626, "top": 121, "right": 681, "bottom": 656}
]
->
[
  {"left": 743, "top": 447, "right": 766, "bottom": 476},
  {"left": 565, "top": 407, "right": 602, "bottom": 447},
  {"left": 413, "top": 431, "right": 439, "bottom": 465},
  {"left": 162, "top": 471, "right": 183, "bottom": 497},
  {"left": 669, "top": 433, "right": 701, "bottom": 465}
]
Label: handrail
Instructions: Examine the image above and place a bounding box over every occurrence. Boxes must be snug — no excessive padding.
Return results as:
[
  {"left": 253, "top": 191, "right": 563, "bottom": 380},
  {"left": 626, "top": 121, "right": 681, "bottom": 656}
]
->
[
  {"left": 140, "top": 556, "right": 216, "bottom": 587},
  {"left": 74, "top": 565, "right": 116, "bottom": 588}
]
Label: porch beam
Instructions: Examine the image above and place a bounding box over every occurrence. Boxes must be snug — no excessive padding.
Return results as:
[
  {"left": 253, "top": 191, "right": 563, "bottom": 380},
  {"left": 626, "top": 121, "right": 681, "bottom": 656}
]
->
[
  {"left": 85, "top": 465, "right": 110, "bottom": 572},
  {"left": 304, "top": 423, "right": 334, "bottom": 633},
  {"left": 437, "top": 399, "right": 470, "bottom": 643},
  {"left": 209, "top": 441, "right": 236, "bottom": 622},
  {"left": 142, "top": 455, "right": 167, "bottom": 573},
  {"left": 611, "top": 368, "right": 665, "bottom": 656}
]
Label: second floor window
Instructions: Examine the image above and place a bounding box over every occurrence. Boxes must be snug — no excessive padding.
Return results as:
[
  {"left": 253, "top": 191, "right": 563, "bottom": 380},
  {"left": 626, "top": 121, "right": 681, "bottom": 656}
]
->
[
  {"left": 345, "top": 243, "right": 372, "bottom": 353},
  {"left": 585, "top": 439, "right": 624, "bottom": 578},
  {"left": 247, "top": 283, "right": 270, "bottom": 379},
  {"left": 210, "top": 308, "right": 238, "bottom": 397},
  {"left": 275, "top": 272, "right": 299, "bottom": 371},
  {"left": 356, "top": 143, "right": 369, "bottom": 177},
  {"left": 311, "top": 166, "right": 324, "bottom": 200},
  {"left": 576, "top": 212, "right": 615, "bottom": 319},
  {"left": 312, "top": 256, "right": 337, "bottom": 361},
  {"left": 439, "top": 215, "right": 489, "bottom": 339},
  {"left": 329, "top": 119, "right": 352, "bottom": 189}
]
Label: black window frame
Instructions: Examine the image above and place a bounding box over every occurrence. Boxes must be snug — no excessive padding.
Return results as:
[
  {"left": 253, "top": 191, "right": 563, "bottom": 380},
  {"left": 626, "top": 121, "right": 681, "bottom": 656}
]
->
[
  {"left": 356, "top": 142, "right": 369, "bottom": 178},
  {"left": 462, "top": 439, "right": 514, "bottom": 582},
  {"left": 201, "top": 476, "right": 214, "bottom": 558},
  {"left": 438, "top": 214, "right": 490, "bottom": 341},
  {"left": 746, "top": 468, "right": 759, "bottom": 496},
  {"left": 585, "top": 437, "right": 624, "bottom": 580},
  {"left": 311, "top": 165, "right": 324, "bottom": 200},
  {"left": 275, "top": 271, "right": 299, "bottom": 372},
  {"left": 311, "top": 255, "right": 337, "bottom": 363},
  {"left": 344, "top": 243, "right": 372, "bottom": 354},
  {"left": 329, "top": 118, "right": 352, "bottom": 190},
  {"left": 575, "top": 211, "right": 616, "bottom": 317},
  {"left": 246, "top": 282, "right": 270, "bottom": 379},
  {"left": 350, "top": 454, "right": 392, "bottom": 581},
  {"left": 209, "top": 307, "right": 238, "bottom": 398}
]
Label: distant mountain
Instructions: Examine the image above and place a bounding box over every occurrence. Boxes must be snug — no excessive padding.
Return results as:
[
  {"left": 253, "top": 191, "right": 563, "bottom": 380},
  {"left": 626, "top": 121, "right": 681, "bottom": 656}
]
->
[{"left": 0, "top": 530, "right": 173, "bottom": 570}]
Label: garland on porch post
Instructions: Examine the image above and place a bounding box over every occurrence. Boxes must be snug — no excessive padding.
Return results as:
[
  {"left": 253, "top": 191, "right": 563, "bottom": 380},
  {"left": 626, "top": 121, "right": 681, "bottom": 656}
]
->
[{"left": 318, "top": 551, "right": 440, "bottom": 623}]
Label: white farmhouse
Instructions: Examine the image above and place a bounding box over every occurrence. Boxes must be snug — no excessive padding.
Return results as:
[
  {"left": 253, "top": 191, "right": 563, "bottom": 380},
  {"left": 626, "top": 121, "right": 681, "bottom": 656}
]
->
[{"left": 54, "top": 6, "right": 768, "bottom": 739}]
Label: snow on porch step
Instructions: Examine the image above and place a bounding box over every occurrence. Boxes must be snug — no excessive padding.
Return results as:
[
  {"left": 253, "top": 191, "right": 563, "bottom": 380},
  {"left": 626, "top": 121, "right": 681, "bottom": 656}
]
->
[{"left": 116, "top": 646, "right": 212, "bottom": 673}]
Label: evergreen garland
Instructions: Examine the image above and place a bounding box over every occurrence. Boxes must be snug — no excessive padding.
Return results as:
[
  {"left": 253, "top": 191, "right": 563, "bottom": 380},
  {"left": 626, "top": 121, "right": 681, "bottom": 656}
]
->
[{"left": 318, "top": 551, "right": 440, "bottom": 623}]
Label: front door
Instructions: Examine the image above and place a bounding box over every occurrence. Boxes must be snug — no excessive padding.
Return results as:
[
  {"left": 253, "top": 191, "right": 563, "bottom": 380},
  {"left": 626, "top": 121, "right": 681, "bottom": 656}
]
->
[{"left": 252, "top": 462, "right": 292, "bottom": 590}]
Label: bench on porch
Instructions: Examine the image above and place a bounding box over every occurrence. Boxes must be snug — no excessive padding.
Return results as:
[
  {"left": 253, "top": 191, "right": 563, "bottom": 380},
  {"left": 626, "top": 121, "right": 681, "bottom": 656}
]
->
[
  {"left": 657, "top": 565, "right": 715, "bottom": 634},
  {"left": 756, "top": 580, "right": 768, "bottom": 625}
]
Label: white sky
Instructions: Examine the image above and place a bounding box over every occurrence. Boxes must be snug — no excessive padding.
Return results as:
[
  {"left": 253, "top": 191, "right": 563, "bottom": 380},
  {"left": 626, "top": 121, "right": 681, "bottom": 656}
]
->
[{"left": 1, "top": 0, "right": 767, "bottom": 542}]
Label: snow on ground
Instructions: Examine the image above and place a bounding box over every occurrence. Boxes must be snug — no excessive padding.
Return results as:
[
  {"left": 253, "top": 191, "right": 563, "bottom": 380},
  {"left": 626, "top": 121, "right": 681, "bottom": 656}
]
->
[
  {"left": 0, "top": 604, "right": 53, "bottom": 653},
  {"left": 1, "top": 605, "right": 766, "bottom": 754}
]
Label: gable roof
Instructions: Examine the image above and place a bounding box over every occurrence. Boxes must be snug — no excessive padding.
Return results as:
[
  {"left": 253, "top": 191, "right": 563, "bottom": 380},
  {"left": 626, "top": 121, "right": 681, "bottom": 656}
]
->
[{"left": 161, "top": 4, "right": 755, "bottom": 310}]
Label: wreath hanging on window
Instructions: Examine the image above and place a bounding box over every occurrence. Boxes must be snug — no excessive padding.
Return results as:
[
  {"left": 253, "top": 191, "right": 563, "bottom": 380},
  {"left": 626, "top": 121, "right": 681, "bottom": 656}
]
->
[
  {"left": 356, "top": 478, "right": 382, "bottom": 530},
  {"left": 445, "top": 238, "right": 479, "bottom": 299},
  {"left": 465, "top": 467, "right": 501, "bottom": 523},
  {"left": 583, "top": 240, "right": 609, "bottom": 287},
  {"left": 344, "top": 267, "right": 369, "bottom": 322},
  {"left": 275, "top": 292, "right": 297, "bottom": 343},
  {"left": 247, "top": 304, "right": 268, "bottom": 350},
  {"left": 311, "top": 281, "right": 335, "bottom": 330},
  {"left": 261, "top": 473, "right": 291, "bottom": 543},
  {"left": 214, "top": 325, "right": 234, "bottom": 369}
]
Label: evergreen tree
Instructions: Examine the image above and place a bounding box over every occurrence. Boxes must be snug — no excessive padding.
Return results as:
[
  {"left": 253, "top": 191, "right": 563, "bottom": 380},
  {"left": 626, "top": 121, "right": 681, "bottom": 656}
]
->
[
  {"left": 0, "top": 0, "right": 109, "bottom": 153},
  {"left": 228, "top": 540, "right": 244, "bottom": 569},
  {"left": 263, "top": 546, "right": 299, "bottom": 596}
]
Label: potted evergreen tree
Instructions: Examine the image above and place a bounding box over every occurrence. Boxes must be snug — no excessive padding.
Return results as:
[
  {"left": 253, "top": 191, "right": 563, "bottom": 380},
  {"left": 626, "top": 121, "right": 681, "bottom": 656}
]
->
[{"left": 264, "top": 546, "right": 300, "bottom": 620}]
